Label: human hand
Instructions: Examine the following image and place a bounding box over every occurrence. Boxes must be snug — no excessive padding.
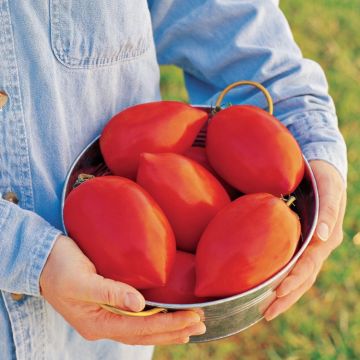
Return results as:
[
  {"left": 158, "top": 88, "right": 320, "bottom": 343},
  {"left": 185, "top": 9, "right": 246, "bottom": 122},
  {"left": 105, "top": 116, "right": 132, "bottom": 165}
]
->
[
  {"left": 264, "top": 160, "right": 346, "bottom": 320},
  {"left": 40, "top": 235, "right": 206, "bottom": 344}
]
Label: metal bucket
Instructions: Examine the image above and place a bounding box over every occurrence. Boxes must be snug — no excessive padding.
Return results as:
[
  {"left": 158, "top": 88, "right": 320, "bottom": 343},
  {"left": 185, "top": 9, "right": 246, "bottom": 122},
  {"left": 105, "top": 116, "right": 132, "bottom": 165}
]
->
[{"left": 61, "top": 106, "right": 319, "bottom": 343}]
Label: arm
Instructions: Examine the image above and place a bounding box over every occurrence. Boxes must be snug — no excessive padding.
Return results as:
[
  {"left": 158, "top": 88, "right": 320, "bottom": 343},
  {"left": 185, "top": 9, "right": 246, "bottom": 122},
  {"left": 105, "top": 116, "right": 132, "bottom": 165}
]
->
[
  {"left": 148, "top": 0, "right": 346, "bottom": 180},
  {"left": 148, "top": 0, "right": 347, "bottom": 318}
]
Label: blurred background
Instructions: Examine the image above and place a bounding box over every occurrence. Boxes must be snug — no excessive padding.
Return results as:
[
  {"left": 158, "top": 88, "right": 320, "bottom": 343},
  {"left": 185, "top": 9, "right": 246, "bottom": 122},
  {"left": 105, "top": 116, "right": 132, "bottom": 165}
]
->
[{"left": 154, "top": 0, "right": 360, "bottom": 359}]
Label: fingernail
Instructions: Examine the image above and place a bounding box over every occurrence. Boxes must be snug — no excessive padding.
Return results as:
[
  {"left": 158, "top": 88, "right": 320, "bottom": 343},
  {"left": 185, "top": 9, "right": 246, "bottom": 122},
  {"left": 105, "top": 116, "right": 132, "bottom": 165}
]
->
[
  {"left": 317, "top": 222, "right": 329, "bottom": 241},
  {"left": 188, "top": 323, "right": 206, "bottom": 336},
  {"left": 192, "top": 308, "right": 205, "bottom": 320},
  {"left": 276, "top": 288, "right": 289, "bottom": 298},
  {"left": 189, "top": 308, "right": 205, "bottom": 322},
  {"left": 264, "top": 310, "right": 278, "bottom": 321},
  {"left": 276, "top": 281, "right": 293, "bottom": 298},
  {"left": 178, "top": 337, "right": 190, "bottom": 344},
  {"left": 124, "top": 293, "right": 143, "bottom": 312},
  {"left": 188, "top": 313, "right": 201, "bottom": 325}
]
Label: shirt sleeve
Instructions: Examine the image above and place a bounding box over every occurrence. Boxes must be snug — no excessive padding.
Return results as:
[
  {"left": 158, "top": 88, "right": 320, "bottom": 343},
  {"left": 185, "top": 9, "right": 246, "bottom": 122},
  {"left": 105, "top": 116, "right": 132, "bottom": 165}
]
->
[
  {"left": 0, "top": 199, "right": 62, "bottom": 296},
  {"left": 148, "top": 0, "right": 347, "bottom": 182}
]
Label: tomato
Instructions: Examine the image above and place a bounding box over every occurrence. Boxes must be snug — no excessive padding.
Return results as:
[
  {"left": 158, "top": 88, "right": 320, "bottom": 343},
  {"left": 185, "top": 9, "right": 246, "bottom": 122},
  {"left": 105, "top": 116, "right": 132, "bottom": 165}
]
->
[
  {"left": 206, "top": 105, "right": 305, "bottom": 196},
  {"left": 184, "top": 146, "right": 241, "bottom": 200},
  {"left": 137, "top": 152, "right": 231, "bottom": 253},
  {"left": 141, "top": 251, "right": 211, "bottom": 304},
  {"left": 63, "top": 176, "right": 176, "bottom": 289},
  {"left": 195, "top": 193, "right": 300, "bottom": 297},
  {"left": 183, "top": 146, "right": 212, "bottom": 172},
  {"left": 100, "top": 101, "right": 208, "bottom": 179}
]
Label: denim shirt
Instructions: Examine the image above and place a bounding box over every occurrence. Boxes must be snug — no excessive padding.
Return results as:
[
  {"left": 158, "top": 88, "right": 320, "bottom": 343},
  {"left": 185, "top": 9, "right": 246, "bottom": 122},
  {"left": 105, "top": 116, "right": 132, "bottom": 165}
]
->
[{"left": 0, "top": 1, "right": 346, "bottom": 359}]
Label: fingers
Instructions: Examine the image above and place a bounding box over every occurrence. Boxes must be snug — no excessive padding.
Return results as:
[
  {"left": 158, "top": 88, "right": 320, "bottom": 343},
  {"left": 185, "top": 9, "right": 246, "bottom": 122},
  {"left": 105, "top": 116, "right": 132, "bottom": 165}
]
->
[
  {"left": 112, "top": 320, "right": 207, "bottom": 345},
  {"left": 276, "top": 248, "right": 319, "bottom": 297},
  {"left": 76, "top": 274, "right": 146, "bottom": 312},
  {"left": 310, "top": 160, "right": 345, "bottom": 241},
  {"left": 275, "top": 236, "right": 332, "bottom": 298},
  {"left": 75, "top": 308, "right": 206, "bottom": 344},
  {"left": 100, "top": 309, "right": 203, "bottom": 338},
  {"left": 272, "top": 226, "right": 342, "bottom": 305},
  {"left": 264, "top": 273, "right": 316, "bottom": 321},
  {"left": 265, "top": 191, "right": 347, "bottom": 320}
]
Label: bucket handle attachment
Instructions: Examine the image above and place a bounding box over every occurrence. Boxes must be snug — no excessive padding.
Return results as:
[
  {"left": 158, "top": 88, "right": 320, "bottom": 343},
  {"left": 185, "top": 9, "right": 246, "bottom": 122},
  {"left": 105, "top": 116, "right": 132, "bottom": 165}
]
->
[{"left": 214, "top": 80, "right": 274, "bottom": 115}]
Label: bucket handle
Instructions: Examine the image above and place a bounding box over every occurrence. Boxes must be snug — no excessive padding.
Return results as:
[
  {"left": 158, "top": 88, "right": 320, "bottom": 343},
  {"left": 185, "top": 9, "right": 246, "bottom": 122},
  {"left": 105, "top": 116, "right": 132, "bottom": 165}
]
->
[
  {"left": 214, "top": 80, "right": 274, "bottom": 115},
  {"left": 100, "top": 303, "right": 167, "bottom": 317}
]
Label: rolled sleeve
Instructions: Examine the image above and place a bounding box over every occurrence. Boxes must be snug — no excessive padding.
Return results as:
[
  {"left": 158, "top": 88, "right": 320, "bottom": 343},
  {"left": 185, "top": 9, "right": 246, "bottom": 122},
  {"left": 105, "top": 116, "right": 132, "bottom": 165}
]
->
[
  {"left": 286, "top": 111, "right": 347, "bottom": 182},
  {"left": 0, "top": 200, "right": 62, "bottom": 296}
]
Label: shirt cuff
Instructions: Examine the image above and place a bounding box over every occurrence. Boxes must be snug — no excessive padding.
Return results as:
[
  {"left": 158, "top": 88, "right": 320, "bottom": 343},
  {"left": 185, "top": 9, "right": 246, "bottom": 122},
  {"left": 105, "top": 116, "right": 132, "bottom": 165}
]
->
[
  {"left": 28, "top": 227, "right": 63, "bottom": 296},
  {"left": 302, "top": 141, "right": 348, "bottom": 185},
  {"left": 0, "top": 200, "right": 63, "bottom": 296},
  {"left": 283, "top": 111, "right": 347, "bottom": 184}
]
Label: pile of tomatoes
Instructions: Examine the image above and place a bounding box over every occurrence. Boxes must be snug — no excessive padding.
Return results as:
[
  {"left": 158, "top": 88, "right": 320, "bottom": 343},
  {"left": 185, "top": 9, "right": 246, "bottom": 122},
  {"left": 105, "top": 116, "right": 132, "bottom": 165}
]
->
[{"left": 64, "top": 92, "right": 305, "bottom": 304}]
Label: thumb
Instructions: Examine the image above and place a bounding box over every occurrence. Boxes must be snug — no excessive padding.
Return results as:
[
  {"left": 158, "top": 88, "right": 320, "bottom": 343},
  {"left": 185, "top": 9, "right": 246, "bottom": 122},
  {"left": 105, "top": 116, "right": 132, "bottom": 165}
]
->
[
  {"left": 310, "top": 160, "right": 344, "bottom": 241},
  {"left": 80, "top": 274, "right": 146, "bottom": 312}
]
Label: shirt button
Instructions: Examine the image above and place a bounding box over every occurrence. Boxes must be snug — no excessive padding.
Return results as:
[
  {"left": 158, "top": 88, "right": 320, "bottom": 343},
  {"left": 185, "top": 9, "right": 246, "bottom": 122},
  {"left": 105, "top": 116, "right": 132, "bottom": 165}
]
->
[
  {"left": 0, "top": 91, "right": 9, "bottom": 109},
  {"left": 2, "top": 191, "right": 19, "bottom": 204},
  {"left": 10, "top": 293, "right": 25, "bottom": 301}
]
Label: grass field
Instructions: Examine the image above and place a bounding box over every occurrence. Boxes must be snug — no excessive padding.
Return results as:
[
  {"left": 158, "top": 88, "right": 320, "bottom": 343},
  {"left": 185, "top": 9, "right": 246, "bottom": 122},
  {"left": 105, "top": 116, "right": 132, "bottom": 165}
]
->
[{"left": 154, "top": 1, "right": 360, "bottom": 359}]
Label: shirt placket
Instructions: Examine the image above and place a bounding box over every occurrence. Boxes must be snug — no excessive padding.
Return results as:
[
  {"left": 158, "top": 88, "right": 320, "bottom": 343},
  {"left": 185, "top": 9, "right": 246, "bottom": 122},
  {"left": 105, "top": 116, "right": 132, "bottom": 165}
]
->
[
  {"left": 0, "top": 0, "right": 34, "bottom": 209},
  {"left": 0, "top": 0, "right": 41, "bottom": 358}
]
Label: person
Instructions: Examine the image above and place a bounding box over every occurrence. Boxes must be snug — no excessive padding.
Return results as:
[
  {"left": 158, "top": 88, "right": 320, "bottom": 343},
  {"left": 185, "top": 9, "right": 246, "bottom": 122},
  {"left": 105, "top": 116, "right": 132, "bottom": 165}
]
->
[{"left": 0, "top": 0, "right": 346, "bottom": 359}]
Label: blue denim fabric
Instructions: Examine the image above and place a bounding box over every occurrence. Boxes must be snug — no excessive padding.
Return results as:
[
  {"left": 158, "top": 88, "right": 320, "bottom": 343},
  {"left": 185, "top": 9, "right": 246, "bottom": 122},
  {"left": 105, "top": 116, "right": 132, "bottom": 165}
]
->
[{"left": 0, "top": 0, "right": 346, "bottom": 359}]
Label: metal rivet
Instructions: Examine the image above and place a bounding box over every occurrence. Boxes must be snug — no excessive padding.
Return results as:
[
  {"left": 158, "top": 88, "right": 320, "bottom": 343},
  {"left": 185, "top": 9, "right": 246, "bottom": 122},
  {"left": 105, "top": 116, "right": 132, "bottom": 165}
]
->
[
  {"left": 0, "top": 91, "right": 9, "bottom": 109},
  {"left": 11, "top": 293, "right": 24, "bottom": 301},
  {"left": 2, "top": 191, "right": 19, "bottom": 204}
]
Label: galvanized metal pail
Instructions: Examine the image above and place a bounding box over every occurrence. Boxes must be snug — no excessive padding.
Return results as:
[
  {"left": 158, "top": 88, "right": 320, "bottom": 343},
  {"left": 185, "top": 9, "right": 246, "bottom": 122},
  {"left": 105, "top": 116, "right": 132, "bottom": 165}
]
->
[{"left": 61, "top": 106, "right": 318, "bottom": 343}]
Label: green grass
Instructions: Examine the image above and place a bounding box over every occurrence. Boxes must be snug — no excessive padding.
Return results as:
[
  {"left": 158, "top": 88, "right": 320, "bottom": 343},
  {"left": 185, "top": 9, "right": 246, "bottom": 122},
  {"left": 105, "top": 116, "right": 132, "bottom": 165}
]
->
[
  {"left": 154, "top": 0, "right": 360, "bottom": 360},
  {"left": 159, "top": 66, "right": 188, "bottom": 103},
  {"left": 155, "top": 1, "right": 360, "bottom": 359}
]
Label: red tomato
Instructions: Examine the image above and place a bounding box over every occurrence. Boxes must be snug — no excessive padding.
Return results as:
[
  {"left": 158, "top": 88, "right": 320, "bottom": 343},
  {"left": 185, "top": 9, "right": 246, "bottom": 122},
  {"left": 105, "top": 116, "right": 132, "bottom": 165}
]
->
[
  {"left": 137, "top": 152, "right": 231, "bottom": 253},
  {"left": 206, "top": 105, "right": 305, "bottom": 196},
  {"left": 100, "top": 101, "right": 208, "bottom": 179},
  {"left": 63, "top": 176, "right": 176, "bottom": 289},
  {"left": 184, "top": 146, "right": 241, "bottom": 200},
  {"left": 183, "top": 146, "right": 212, "bottom": 172},
  {"left": 141, "top": 251, "right": 211, "bottom": 304},
  {"left": 195, "top": 193, "right": 300, "bottom": 297}
]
